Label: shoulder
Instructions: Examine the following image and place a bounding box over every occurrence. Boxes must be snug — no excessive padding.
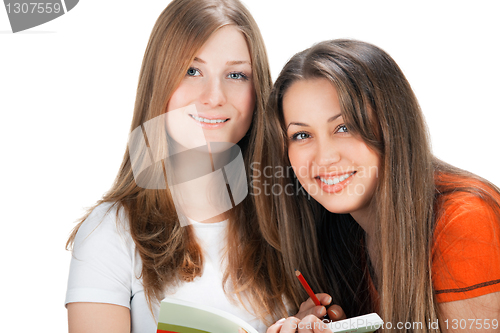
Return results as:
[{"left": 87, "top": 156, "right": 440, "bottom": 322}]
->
[
  {"left": 66, "top": 202, "right": 140, "bottom": 308},
  {"left": 432, "top": 190, "right": 500, "bottom": 302},
  {"left": 76, "top": 202, "right": 130, "bottom": 239},
  {"left": 72, "top": 202, "right": 134, "bottom": 258},
  {"left": 434, "top": 190, "right": 499, "bottom": 242}
]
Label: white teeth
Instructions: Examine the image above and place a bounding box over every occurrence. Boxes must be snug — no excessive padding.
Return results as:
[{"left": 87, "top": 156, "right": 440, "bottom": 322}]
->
[
  {"left": 319, "top": 172, "right": 355, "bottom": 185},
  {"left": 190, "top": 114, "right": 228, "bottom": 124}
]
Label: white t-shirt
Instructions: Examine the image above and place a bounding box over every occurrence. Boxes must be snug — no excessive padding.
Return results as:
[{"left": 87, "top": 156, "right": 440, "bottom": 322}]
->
[{"left": 65, "top": 202, "right": 269, "bottom": 333}]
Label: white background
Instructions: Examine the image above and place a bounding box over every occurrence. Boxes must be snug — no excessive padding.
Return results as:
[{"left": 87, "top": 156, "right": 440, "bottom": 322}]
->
[{"left": 1, "top": 0, "right": 499, "bottom": 331}]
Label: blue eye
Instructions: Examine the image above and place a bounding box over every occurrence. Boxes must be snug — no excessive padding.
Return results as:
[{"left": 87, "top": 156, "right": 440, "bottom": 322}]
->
[
  {"left": 290, "top": 132, "right": 310, "bottom": 141},
  {"left": 228, "top": 72, "right": 248, "bottom": 80},
  {"left": 337, "top": 124, "right": 348, "bottom": 133},
  {"left": 187, "top": 67, "right": 201, "bottom": 76}
]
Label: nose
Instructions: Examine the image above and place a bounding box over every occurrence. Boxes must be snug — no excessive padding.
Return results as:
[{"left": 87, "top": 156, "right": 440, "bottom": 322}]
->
[
  {"left": 315, "top": 138, "right": 341, "bottom": 169},
  {"left": 200, "top": 77, "right": 227, "bottom": 108}
]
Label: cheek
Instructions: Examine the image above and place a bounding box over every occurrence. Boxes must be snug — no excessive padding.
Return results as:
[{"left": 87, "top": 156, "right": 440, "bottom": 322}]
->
[
  {"left": 230, "top": 85, "right": 255, "bottom": 137},
  {"left": 354, "top": 143, "right": 381, "bottom": 188},
  {"left": 367, "top": 154, "right": 381, "bottom": 189},
  {"left": 166, "top": 83, "right": 192, "bottom": 112},
  {"left": 229, "top": 84, "right": 255, "bottom": 116},
  {"left": 288, "top": 147, "right": 310, "bottom": 181},
  {"left": 240, "top": 88, "right": 255, "bottom": 124}
]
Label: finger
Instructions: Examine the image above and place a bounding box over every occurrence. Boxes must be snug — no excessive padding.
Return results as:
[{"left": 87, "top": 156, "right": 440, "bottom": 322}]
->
[
  {"left": 298, "top": 315, "right": 332, "bottom": 333},
  {"left": 300, "top": 294, "right": 332, "bottom": 310},
  {"left": 300, "top": 293, "right": 332, "bottom": 308},
  {"left": 297, "top": 315, "right": 316, "bottom": 333},
  {"left": 298, "top": 294, "right": 332, "bottom": 319},
  {"left": 266, "top": 318, "right": 286, "bottom": 333},
  {"left": 296, "top": 305, "right": 327, "bottom": 320},
  {"left": 315, "top": 293, "right": 333, "bottom": 306},
  {"left": 313, "top": 305, "right": 327, "bottom": 319},
  {"left": 327, "top": 304, "right": 347, "bottom": 321},
  {"left": 313, "top": 320, "right": 333, "bottom": 333},
  {"left": 279, "top": 317, "right": 301, "bottom": 333}
]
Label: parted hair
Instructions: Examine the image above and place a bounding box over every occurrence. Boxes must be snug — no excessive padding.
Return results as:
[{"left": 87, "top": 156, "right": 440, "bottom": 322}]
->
[
  {"left": 255, "top": 39, "right": 500, "bottom": 332},
  {"left": 67, "top": 0, "right": 292, "bottom": 321}
]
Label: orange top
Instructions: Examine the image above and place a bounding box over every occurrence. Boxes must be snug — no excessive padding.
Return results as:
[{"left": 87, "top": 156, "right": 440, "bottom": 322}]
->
[
  {"left": 432, "top": 174, "right": 500, "bottom": 303},
  {"left": 366, "top": 174, "right": 500, "bottom": 306}
]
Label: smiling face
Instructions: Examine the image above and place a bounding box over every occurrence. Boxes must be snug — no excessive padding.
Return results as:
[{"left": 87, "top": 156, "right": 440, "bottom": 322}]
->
[
  {"left": 166, "top": 25, "right": 255, "bottom": 149},
  {"left": 283, "top": 78, "right": 380, "bottom": 222}
]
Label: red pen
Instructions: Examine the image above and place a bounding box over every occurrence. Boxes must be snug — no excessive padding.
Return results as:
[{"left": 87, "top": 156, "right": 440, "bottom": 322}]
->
[{"left": 295, "top": 270, "right": 321, "bottom": 306}]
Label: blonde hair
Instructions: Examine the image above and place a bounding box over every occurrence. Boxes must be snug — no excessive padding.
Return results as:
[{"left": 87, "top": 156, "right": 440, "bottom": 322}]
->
[{"left": 68, "top": 0, "right": 290, "bottom": 321}]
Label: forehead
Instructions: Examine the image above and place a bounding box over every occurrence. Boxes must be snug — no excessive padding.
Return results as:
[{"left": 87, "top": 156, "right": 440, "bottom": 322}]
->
[
  {"left": 195, "top": 25, "right": 251, "bottom": 63},
  {"left": 283, "top": 78, "right": 341, "bottom": 118}
]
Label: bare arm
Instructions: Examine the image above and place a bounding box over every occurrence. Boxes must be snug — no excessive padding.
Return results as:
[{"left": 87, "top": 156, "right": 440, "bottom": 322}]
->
[
  {"left": 439, "top": 292, "right": 500, "bottom": 333},
  {"left": 67, "top": 302, "right": 131, "bottom": 333}
]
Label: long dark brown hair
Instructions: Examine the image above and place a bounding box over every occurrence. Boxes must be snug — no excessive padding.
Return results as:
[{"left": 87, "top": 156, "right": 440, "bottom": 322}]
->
[
  {"left": 255, "top": 39, "right": 500, "bottom": 332},
  {"left": 67, "top": 0, "right": 292, "bottom": 322}
]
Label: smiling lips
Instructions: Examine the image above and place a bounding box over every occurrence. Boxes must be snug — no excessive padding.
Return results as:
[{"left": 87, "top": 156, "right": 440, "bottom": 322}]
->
[
  {"left": 316, "top": 171, "right": 356, "bottom": 193},
  {"left": 189, "top": 114, "right": 229, "bottom": 128}
]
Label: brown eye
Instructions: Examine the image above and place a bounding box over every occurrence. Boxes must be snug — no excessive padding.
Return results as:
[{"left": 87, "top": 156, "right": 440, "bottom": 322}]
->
[{"left": 291, "top": 132, "right": 310, "bottom": 141}]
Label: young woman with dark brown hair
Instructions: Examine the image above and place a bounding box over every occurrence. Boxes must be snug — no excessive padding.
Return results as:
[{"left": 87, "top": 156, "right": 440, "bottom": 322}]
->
[
  {"left": 65, "top": 1, "right": 299, "bottom": 332},
  {"left": 257, "top": 39, "right": 500, "bottom": 332}
]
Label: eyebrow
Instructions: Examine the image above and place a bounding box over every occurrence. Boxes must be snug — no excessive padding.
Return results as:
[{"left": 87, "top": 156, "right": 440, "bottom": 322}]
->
[
  {"left": 226, "top": 60, "right": 251, "bottom": 66},
  {"left": 193, "top": 57, "right": 206, "bottom": 64},
  {"left": 286, "top": 113, "right": 343, "bottom": 130},
  {"left": 193, "top": 57, "right": 251, "bottom": 66}
]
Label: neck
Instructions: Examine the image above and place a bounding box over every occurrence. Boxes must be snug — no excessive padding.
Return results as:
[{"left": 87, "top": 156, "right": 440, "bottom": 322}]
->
[
  {"left": 350, "top": 197, "right": 376, "bottom": 237},
  {"left": 350, "top": 198, "right": 379, "bottom": 275},
  {"left": 167, "top": 142, "right": 236, "bottom": 224},
  {"left": 200, "top": 211, "right": 230, "bottom": 223}
]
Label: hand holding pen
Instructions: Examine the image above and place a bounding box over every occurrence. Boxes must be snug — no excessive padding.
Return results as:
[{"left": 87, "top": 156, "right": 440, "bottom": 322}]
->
[
  {"left": 266, "top": 271, "right": 346, "bottom": 333},
  {"left": 295, "top": 270, "right": 346, "bottom": 321}
]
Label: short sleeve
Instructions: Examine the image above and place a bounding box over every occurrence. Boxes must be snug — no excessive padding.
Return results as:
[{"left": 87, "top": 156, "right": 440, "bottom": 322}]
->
[
  {"left": 432, "top": 194, "right": 500, "bottom": 303},
  {"left": 65, "top": 203, "right": 136, "bottom": 308}
]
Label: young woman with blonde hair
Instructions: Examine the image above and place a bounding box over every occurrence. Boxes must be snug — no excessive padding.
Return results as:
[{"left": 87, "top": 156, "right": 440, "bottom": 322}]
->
[
  {"left": 65, "top": 1, "right": 299, "bottom": 332},
  {"left": 257, "top": 39, "right": 500, "bottom": 332}
]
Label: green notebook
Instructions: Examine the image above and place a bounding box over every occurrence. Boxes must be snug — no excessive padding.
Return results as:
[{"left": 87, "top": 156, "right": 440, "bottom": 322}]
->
[{"left": 157, "top": 297, "right": 259, "bottom": 333}]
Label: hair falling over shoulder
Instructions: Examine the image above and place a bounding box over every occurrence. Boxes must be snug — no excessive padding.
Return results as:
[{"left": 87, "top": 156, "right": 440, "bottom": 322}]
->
[
  {"left": 255, "top": 39, "right": 500, "bottom": 332},
  {"left": 66, "top": 0, "right": 291, "bottom": 322}
]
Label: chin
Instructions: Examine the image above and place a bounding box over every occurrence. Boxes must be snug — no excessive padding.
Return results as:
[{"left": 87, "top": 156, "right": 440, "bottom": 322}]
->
[
  {"left": 314, "top": 197, "right": 353, "bottom": 215},
  {"left": 207, "top": 142, "right": 235, "bottom": 154}
]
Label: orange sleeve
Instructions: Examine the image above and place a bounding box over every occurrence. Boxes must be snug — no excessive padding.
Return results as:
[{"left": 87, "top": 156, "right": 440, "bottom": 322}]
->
[{"left": 432, "top": 194, "right": 500, "bottom": 303}]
